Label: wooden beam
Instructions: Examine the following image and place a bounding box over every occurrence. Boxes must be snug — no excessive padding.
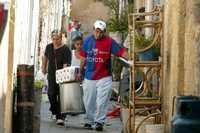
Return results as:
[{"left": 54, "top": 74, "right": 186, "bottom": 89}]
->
[
  {"left": 3, "top": 0, "right": 15, "bottom": 133},
  {"left": 136, "top": 20, "right": 162, "bottom": 25},
  {"left": 129, "top": 11, "right": 160, "bottom": 17},
  {"left": 135, "top": 61, "right": 162, "bottom": 67}
]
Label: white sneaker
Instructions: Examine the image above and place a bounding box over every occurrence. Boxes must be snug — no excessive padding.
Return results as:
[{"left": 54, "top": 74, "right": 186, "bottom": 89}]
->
[
  {"left": 56, "top": 119, "right": 64, "bottom": 126},
  {"left": 64, "top": 115, "right": 68, "bottom": 122}
]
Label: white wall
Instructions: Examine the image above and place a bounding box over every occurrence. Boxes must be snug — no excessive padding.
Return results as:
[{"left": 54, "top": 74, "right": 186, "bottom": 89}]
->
[
  {"left": 14, "top": 0, "right": 40, "bottom": 69},
  {"left": 0, "top": 0, "right": 65, "bottom": 131},
  {"left": 0, "top": 0, "right": 40, "bottom": 132}
]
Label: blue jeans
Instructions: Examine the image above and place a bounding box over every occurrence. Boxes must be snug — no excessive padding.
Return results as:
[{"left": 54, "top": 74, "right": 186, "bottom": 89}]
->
[{"left": 83, "top": 76, "right": 112, "bottom": 125}]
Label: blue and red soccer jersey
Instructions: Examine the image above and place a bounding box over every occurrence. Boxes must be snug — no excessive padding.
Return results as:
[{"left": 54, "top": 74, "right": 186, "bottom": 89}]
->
[{"left": 80, "top": 35, "right": 125, "bottom": 80}]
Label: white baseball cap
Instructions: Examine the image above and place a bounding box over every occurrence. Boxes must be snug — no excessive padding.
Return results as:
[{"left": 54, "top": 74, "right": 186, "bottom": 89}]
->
[{"left": 94, "top": 20, "right": 106, "bottom": 31}]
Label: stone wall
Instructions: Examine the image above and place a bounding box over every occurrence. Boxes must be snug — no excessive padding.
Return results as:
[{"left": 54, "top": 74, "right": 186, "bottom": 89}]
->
[{"left": 163, "top": 0, "right": 200, "bottom": 131}]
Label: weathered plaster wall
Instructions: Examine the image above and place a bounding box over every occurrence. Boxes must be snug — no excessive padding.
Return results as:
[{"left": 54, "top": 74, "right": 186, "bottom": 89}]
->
[
  {"left": 71, "top": 0, "right": 110, "bottom": 33},
  {"left": 184, "top": 1, "right": 200, "bottom": 95},
  {"left": 135, "top": 0, "right": 145, "bottom": 10},
  {"left": 163, "top": 0, "right": 200, "bottom": 131}
]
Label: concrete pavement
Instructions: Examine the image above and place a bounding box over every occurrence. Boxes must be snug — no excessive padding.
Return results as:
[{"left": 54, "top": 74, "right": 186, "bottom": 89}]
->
[{"left": 40, "top": 94, "right": 122, "bottom": 133}]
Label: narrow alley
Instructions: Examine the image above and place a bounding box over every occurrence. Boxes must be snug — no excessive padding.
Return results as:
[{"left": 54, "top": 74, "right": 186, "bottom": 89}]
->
[
  {"left": 1, "top": 0, "right": 200, "bottom": 133},
  {"left": 40, "top": 95, "right": 122, "bottom": 133}
]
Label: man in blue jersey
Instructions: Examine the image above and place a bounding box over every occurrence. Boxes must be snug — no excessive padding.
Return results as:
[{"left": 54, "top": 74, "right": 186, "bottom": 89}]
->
[{"left": 79, "top": 20, "right": 127, "bottom": 131}]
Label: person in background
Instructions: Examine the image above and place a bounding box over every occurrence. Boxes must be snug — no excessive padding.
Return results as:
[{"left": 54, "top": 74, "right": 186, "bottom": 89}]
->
[
  {"left": 71, "top": 36, "right": 83, "bottom": 66},
  {"left": 79, "top": 20, "right": 127, "bottom": 131},
  {"left": 41, "top": 29, "right": 71, "bottom": 125},
  {"left": 70, "top": 20, "right": 83, "bottom": 49}
]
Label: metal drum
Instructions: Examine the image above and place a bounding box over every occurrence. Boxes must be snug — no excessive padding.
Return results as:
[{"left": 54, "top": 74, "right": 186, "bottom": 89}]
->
[
  {"left": 59, "top": 82, "right": 85, "bottom": 114},
  {"left": 171, "top": 96, "right": 200, "bottom": 133},
  {"left": 16, "top": 65, "right": 34, "bottom": 133}
]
